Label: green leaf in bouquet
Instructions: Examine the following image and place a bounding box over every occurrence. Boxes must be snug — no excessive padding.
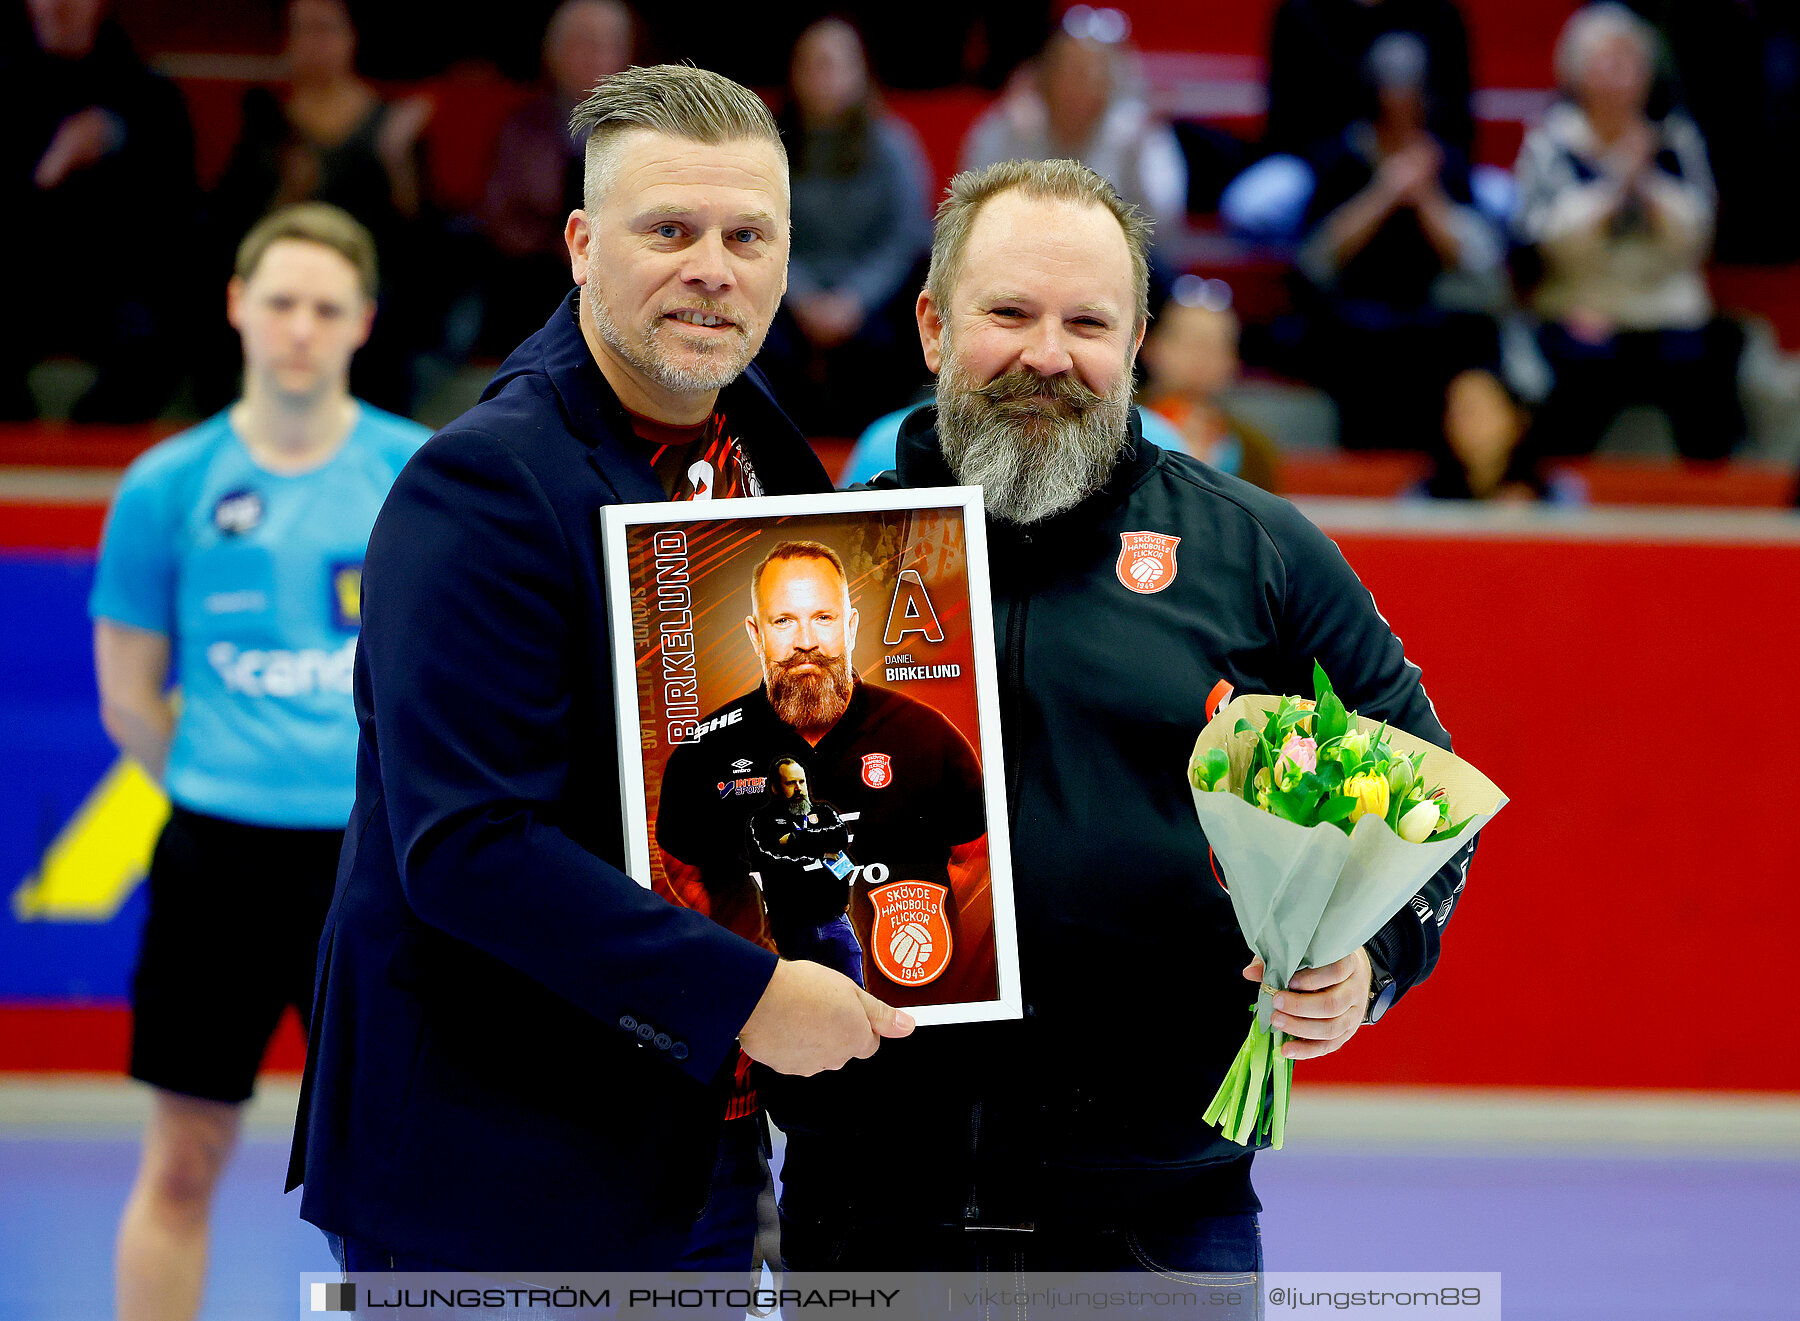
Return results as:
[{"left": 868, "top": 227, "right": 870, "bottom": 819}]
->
[
  {"left": 1315, "top": 794, "right": 1356, "bottom": 825},
  {"left": 1369, "top": 721, "right": 1392, "bottom": 761},
  {"left": 1318, "top": 758, "right": 1346, "bottom": 790},
  {"left": 1267, "top": 708, "right": 1299, "bottom": 743},
  {"left": 1193, "top": 746, "right": 1231, "bottom": 792},
  {"left": 1310, "top": 666, "right": 1348, "bottom": 742},
  {"left": 1436, "top": 813, "right": 1475, "bottom": 840},
  {"left": 1266, "top": 788, "right": 1306, "bottom": 824}
]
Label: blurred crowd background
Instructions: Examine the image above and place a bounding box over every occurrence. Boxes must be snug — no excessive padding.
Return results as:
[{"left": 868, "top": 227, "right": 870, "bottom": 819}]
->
[{"left": 10, "top": 0, "right": 1800, "bottom": 504}]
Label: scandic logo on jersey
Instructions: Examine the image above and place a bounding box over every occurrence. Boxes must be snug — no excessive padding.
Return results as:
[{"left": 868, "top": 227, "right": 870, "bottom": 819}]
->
[
  {"left": 867, "top": 881, "right": 952, "bottom": 986},
  {"left": 861, "top": 753, "right": 893, "bottom": 788},
  {"left": 1116, "top": 531, "right": 1180, "bottom": 594}
]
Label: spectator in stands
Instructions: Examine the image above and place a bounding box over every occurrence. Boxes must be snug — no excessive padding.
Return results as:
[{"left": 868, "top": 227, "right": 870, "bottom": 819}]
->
[
  {"left": 757, "top": 17, "right": 933, "bottom": 437},
  {"left": 1645, "top": 0, "right": 1800, "bottom": 264},
  {"left": 1264, "top": 0, "right": 1472, "bottom": 161},
  {"left": 477, "top": 0, "right": 635, "bottom": 356},
  {"left": 1140, "top": 286, "right": 1282, "bottom": 492},
  {"left": 210, "top": 0, "right": 437, "bottom": 413},
  {"left": 1296, "top": 32, "right": 1500, "bottom": 451},
  {"left": 1412, "top": 367, "right": 1574, "bottom": 501},
  {"left": 960, "top": 19, "right": 1187, "bottom": 233},
  {"left": 1513, "top": 3, "right": 1744, "bottom": 459},
  {"left": 2, "top": 0, "right": 197, "bottom": 421}
]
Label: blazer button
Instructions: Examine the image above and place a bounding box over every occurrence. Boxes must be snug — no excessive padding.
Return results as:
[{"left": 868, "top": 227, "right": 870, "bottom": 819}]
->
[
  {"left": 619, "top": 1015, "right": 638, "bottom": 1032},
  {"left": 670, "top": 1042, "right": 689, "bottom": 1061},
  {"left": 654, "top": 1033, "right": 672, "bottom": 1051},
  {"left": 636, "top": 1022, "right": 655, "bottom": 1042}
]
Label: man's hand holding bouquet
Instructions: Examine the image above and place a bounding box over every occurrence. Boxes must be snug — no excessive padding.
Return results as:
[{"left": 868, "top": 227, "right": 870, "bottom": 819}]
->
[{"left": 1188, "top": 664, "right": 1506, "bottom": 1149}]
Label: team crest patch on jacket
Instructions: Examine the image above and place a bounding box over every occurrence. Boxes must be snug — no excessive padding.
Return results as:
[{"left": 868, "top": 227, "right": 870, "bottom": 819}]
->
[
  {"left": 861, "top": 752, "right": 893, "bottom": 788},
  {"left": 1116, "top": 531, "right": 1180, "bottom": 594},
  {"left": 867, "top": 881, "right": 952, "bottom": 986}
]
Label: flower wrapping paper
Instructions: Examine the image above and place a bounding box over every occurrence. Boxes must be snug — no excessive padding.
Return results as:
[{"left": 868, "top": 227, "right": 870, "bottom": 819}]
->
[{"left": 1189, "top": 693, "right": 1509, "bottom": 1031}]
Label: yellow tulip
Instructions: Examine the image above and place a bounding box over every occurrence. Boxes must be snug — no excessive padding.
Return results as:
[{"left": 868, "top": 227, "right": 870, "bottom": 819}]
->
[{"left": 1343, "top": 772, "right": 1389, "bottom": 824}]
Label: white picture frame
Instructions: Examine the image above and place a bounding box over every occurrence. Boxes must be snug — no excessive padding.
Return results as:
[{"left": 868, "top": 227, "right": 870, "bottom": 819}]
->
[{"left": 600, "top": 486, "right": 1020, "bottom": 1026}]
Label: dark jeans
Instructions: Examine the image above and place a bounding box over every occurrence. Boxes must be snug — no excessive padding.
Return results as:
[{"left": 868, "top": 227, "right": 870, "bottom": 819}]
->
[
  {"left": 780, "top": 1206, "right": 1263, "bottom": 1317},
  {"left": 772, "top": 913, "right": 865, "bottom": 985}
]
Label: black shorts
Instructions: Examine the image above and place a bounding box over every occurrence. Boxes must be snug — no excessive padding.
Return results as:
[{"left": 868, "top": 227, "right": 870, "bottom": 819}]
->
[{"left": 129, "top": 805, "right": 343, "bottom": 1104}]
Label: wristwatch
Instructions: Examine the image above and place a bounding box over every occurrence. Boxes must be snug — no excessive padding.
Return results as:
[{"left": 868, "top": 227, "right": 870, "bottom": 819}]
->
[{"left": 1363, "top": 947, "right": 1397, "bottom": 1025}]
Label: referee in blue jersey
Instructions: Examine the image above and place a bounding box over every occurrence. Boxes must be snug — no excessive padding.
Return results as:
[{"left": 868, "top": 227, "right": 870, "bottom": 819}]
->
[{"left": 89, "top": 203, "right": 429, "bottom": 1321}]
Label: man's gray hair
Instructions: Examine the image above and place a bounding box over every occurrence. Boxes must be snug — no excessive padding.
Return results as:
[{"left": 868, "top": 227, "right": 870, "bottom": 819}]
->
[
  {"left": 926, "top": 158, "right": 1153, "bottom": 333},
  {"left": 568, "top": 63, "right": 786, "bottom": 211},
  {"left": 1553, "top": 2, "right": 1659, "bottom": 93}
]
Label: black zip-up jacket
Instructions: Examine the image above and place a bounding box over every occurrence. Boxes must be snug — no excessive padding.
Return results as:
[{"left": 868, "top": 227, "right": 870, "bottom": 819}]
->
[{"left": 772, "top": 406, "right": 1473, "bottom": 1230}]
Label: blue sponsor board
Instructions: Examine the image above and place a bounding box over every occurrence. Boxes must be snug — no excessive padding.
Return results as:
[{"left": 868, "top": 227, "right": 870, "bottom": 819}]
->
[{"left": 1, "top": 552, "right": 145, "bottom": 998}]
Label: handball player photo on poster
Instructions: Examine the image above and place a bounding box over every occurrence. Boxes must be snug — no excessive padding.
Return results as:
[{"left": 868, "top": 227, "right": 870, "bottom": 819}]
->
[{"left": 602, "top": 488, "right": 1021, "bottom": 1025}]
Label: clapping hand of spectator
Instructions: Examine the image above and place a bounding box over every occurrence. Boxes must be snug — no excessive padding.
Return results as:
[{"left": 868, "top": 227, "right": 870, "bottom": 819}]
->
[
  {"left": 1608, "top": 120, "right": 1657, "bottom": 183},
  {"left": 33, "top": 107, "right": 123, "bottom": 189},
  {"left": 1379, "top": 137, "right": 1443, "bottom": 210}
]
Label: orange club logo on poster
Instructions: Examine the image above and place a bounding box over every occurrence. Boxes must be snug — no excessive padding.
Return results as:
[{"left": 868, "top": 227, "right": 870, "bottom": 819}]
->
[{"left": 866, "top": 880, "right": 953, "bottom": 987}]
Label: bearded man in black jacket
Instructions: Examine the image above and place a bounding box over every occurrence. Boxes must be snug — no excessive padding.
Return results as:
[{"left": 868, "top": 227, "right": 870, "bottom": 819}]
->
[{"left": 772, "top": 158, "right": 1474, "bottom": 1282}]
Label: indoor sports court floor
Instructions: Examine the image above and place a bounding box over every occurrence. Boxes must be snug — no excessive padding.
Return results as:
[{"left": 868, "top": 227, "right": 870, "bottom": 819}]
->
[{"left": 3, "top": 1080, "right": 1795, "bottom": 1320}]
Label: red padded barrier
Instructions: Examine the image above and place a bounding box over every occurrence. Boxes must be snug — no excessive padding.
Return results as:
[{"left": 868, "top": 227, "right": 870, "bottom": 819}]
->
[{"left": 1307, "top": 530, "right": 1800, "bottom": 1091}]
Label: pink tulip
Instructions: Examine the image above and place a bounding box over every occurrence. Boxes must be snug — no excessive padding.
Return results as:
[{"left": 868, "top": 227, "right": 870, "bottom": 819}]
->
[{"left": 1275, "top": 735, "right": 1318, "bottom": 784}]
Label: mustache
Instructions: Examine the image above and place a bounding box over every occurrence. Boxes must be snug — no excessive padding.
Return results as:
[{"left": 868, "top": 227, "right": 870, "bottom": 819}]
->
[
  {"left": 971, "top": 369, "right": 1105, "bottom": 414},
  {"left": 777, "top": 647, "right": 831, "bottom": 672}
]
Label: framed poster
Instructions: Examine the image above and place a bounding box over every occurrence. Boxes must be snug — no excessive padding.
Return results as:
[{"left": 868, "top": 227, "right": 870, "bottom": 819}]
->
[{"left": 601, "top": 487, "right": 1020, "bottom": 1026}]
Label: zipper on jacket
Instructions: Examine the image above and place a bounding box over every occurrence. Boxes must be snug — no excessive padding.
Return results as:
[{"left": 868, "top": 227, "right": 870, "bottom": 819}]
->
[
  {"left": 962, "top": 1097, "right": 984, "bottom": 1223},
  {"left": 967, "top": 570, "right": 1029, "bottom": 1227},
  {"left": 1001, "top": 589, "right": 1029, "bottom": 824}
]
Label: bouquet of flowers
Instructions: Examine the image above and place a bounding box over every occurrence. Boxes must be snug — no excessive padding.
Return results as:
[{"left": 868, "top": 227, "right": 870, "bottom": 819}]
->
[{"left": 1188, "top": 663, "right": 1506, "bottom": 1149}]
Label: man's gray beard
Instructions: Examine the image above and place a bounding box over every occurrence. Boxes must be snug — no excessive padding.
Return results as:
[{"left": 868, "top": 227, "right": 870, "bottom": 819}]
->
[
  {"left": 588, "top": 286, "right": 752, "bottom": 394},
  {"left": 788, "top": 792, "right": 813, "bottom": 817},
  {"left": 935, "top": 350, "right": 1133, "bottom": 525},
  {"left": 766, "top": 650, "right": 854, "bottom": 731}
]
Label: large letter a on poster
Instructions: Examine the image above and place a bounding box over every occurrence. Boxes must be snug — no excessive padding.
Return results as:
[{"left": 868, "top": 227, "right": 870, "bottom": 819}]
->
[{"left": 883, "top": 569, "right": 945, "bottom": 646}]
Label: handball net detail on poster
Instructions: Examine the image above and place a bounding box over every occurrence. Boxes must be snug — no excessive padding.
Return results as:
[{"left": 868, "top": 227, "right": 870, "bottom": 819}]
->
[{"left": 602, "top": 487, "right": 1020, "bottom": 1026}]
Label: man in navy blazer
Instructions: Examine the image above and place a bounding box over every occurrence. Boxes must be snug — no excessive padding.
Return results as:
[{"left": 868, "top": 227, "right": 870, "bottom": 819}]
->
[{"left": 289, "top": 64, "right": 912, "bottom": 1272}]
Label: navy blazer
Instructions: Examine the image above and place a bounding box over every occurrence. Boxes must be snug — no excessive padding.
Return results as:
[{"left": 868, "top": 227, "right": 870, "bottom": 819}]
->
[{"left": 289, "top": 296, "right": 831, "bottom": 1267}]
